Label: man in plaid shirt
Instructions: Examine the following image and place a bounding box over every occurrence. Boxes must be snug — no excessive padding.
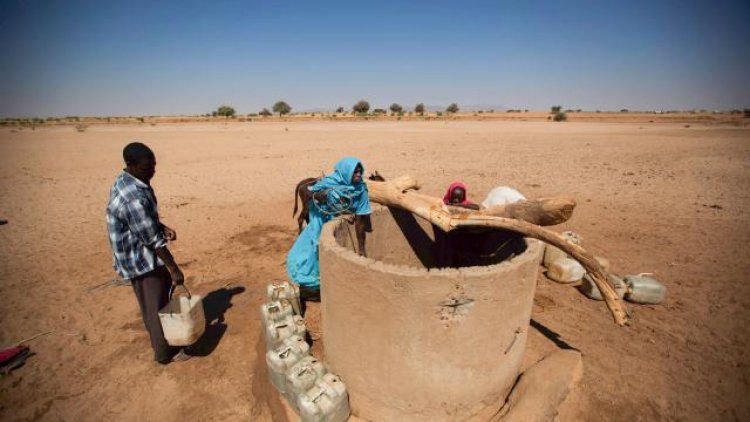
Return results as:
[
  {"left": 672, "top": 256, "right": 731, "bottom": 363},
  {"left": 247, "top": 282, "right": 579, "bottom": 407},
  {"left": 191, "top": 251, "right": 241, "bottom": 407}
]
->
[{"left": 106, "top": 142, "right": 190, "bottom": 364}]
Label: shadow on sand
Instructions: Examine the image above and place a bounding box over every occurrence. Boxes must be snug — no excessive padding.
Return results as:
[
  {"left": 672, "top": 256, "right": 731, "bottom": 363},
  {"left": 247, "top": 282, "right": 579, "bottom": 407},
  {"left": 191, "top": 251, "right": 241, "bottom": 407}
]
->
[
  {"left": 187, "top": 286, "right": 245, "bottom": 357},
  {"left": 530, "top": 319, "right": 579, "bottom": 352}
]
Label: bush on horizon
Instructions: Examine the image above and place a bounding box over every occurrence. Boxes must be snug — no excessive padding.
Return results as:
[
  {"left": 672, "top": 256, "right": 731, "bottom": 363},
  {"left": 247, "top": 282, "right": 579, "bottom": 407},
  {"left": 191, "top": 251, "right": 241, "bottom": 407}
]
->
[
  {"left": 446, "top": 103, "right": 459, "bottom": 113},
  {"left": 390, "top": 103, "right": 403, "bottom": 113},
  {"left": 553, "top": 111, "right": 568, "bottom": 121},
  {"left": 216, "top": 105, "right": 236, "bottom": 117},
  {"left": 550, "top": 105, "right": 562, "bottom": 113},
  {"left": 414, "top": 103, "right": 425, "bottom": 116},
  {"left": 273, "top": 101, "right": 292, "bottom": 117},
  {"left": 353, "top": 100, "right": 370, "bottom": 114},
  {"left": 259, "top": 108, "right": 272, "bottom": 117}
]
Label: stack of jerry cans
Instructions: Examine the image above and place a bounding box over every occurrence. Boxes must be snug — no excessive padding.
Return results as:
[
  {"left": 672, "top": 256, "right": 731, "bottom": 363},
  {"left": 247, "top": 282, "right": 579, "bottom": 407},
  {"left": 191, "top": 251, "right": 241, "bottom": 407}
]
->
[
  {"left": 266, "top": 335, "right": 310, "bottom": 393},
  {"left": 262, "top": 282, "right": 351, "bottom": 421},
  {"left": 298, "top": 373, "right": 351, "bottom": 422}
]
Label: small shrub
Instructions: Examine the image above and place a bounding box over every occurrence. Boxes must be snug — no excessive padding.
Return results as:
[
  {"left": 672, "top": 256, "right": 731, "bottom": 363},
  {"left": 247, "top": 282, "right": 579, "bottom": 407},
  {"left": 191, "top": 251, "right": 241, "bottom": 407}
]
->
[
  {"left": 353, "top": 100, "right": 370, "bottom": 114},
  {"left": 414, "top": 103, "right": 425, "bottom": 116},
  {"left": 259, "top": 108, "right": 272, "bottom": 117},
  {"left": 216, "top": 105, "right": 236, "bottom": 117},
  {"left": 553, "top": 112, "right": 567, "bottom": 121},
  {"left": 446, "top": 103, "right": 459, "bottom": 113},
  {"left": 743, "top": 109, "right": 750, "bottom": 118},
  {"left": 75, "top": 124, "right": 88, "bottom": 132},
  {"left": 273, "top": 101, "right": 292, "bottom": 116}
]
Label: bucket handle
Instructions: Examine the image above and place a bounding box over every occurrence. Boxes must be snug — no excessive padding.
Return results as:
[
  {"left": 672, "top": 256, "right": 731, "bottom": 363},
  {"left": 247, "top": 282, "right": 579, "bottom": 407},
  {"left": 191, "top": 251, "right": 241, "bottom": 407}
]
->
[
  {"left": 167, "top": 285, "right": 192, "bottom": 316},
  {"left": 169, "top": 284, "right": 192, "bottom": 300}
]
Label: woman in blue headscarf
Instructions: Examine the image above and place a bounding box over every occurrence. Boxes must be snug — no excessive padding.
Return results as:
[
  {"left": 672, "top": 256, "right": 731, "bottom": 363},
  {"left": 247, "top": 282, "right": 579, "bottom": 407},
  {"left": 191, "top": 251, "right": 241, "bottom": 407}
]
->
[{"left": 286, "top": 157, "right": 372, "bottom": 301}]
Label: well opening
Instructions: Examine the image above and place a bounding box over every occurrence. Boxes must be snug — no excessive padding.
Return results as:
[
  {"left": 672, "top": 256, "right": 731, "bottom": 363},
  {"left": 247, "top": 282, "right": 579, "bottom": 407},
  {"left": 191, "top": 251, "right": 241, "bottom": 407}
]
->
[
  {"left": 319, "top": 207, "right": 545, "bottom": 421},
  {"left": 333, "top": 207, "right": 528, "bottom": 269}
]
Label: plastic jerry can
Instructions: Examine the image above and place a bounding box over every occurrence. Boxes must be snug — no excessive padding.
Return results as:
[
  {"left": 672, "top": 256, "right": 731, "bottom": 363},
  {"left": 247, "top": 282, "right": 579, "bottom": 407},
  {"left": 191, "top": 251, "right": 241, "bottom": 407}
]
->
[
  {"left": 265, "top": 315, "right": 307, "bottom": 350},
  {"left": 266, "top": 335, "right": 310, "bottom": 393},
  {"left": 267, "top": 282, "right": 302, "bottom": 315},
  {"left": 624, "top": 275, "right": 667, "bottom": 305},
  {"left": 298, "top": 373, "right": 351, "bottom": 422},
  {"left": 546, "top": 257, "right": 586, "bottom": 283},
  {"left": 261, "top": 300, "right": 294, "bottom": 326},
  {"left": 543, "top": 231, "right": 583, "bottom": 267},
  {"left": 579, "top": 273, "right": 627, "bottom": 301},
  {"left": 284, "top": 355, "right": 327, "bottom": 412}
]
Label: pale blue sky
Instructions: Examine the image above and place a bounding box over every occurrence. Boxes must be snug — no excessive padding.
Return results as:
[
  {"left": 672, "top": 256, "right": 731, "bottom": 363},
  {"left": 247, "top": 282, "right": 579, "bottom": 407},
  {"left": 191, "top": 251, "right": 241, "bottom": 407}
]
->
[{"left": 1, "top": 0, "right": 748, "bottom": 117}]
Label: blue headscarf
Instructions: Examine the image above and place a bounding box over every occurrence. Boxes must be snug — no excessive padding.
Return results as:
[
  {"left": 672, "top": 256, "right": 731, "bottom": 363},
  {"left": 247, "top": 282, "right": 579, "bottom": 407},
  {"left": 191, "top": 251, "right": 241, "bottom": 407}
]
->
[{"left": 309, "top": 157, "right": 368, "bottom": 215}]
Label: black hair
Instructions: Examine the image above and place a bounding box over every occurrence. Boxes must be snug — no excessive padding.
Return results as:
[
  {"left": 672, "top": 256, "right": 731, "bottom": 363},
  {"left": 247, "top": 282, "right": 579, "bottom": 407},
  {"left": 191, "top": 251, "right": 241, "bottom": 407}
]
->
[{"left": 123, "top": 142, "right": 154, "bottom": 165}]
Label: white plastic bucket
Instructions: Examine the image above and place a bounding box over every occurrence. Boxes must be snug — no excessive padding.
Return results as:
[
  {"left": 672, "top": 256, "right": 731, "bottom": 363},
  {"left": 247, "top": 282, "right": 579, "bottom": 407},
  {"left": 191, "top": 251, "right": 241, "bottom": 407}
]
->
[
  {"left": 298, "top": 373, "right": 351, "bottom": 422},
  {"left": 266, "top": 335, "right": 310, "bottom": 394},
  {"left": 158, "top": 285, "right": 206, "bottom": 346}
]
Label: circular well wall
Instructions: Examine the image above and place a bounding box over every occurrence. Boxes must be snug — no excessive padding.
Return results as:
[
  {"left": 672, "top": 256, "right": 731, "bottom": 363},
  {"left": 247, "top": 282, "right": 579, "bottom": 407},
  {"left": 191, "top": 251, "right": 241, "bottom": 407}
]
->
[{"left": 319, "top": 208, "right": 544, "bottom": 421}]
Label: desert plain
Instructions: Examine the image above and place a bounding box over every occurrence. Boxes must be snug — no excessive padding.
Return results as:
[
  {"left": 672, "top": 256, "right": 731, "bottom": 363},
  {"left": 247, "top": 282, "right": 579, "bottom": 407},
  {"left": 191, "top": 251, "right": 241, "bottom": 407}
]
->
[{"left": 0, "top": 117, "right": 749, "bottom": 421}]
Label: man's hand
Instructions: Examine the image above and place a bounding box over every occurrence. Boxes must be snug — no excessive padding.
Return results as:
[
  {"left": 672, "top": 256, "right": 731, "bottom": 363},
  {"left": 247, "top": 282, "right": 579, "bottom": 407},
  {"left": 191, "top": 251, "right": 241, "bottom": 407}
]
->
[
  {"left": 169, "top": 265, "right": 185, "bottom": 286},
  {"left": 163, "top": 224, "right": 177, "bottom": 241}
]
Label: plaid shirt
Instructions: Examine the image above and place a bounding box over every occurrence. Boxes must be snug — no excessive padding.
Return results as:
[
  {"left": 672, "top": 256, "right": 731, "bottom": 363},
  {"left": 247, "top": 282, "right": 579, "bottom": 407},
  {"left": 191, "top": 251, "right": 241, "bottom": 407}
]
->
[{"left": 106, "top": 171, "right": 167, "bottom": 279}]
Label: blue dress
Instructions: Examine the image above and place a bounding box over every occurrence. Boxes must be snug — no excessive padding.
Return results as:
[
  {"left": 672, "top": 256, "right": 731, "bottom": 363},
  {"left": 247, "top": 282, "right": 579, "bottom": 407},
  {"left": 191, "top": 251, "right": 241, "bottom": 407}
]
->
[{"left": 286, "top": 157, "right": 372, "bottom": 289}]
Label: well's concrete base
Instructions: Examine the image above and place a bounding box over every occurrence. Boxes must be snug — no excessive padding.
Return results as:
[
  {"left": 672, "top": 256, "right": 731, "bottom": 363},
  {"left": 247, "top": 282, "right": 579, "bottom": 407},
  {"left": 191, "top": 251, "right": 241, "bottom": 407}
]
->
[{"left": 494, "top": 350, "right": 583, "bottom": 422}]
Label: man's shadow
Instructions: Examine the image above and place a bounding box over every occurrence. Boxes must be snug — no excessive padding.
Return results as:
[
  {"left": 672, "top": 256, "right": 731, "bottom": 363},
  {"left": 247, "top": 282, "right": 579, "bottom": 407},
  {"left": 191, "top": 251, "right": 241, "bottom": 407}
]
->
[{"left": 187, "top": 286, "right": 245, "bottom": 357}]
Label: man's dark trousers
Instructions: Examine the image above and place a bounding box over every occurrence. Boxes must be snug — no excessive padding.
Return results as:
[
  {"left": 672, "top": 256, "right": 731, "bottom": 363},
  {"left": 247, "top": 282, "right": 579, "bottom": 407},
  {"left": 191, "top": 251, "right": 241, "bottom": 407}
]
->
[{"left": 130, "top": 266, "right": 174, "bottom": 363}]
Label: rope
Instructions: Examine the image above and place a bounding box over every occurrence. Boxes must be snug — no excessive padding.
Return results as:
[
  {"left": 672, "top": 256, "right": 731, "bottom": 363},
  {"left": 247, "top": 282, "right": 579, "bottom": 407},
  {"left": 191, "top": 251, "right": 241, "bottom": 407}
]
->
[{"left": 311, "top": 187, "right": 355, "bottom": 217}]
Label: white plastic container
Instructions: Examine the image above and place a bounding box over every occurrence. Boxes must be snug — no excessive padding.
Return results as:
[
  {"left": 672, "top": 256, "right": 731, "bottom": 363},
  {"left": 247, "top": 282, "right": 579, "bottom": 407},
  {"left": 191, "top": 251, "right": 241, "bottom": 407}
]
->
[
  {"left": 266, "top": 335, "right": 310, "bottom": 394},
  {"left": 546, "top": 257, "right": 586, "bottom": 283},
  {"left": 284, "top": 355, "right": 327, "bottom": 411},
  {"left": 158, "top": 286, "right": 206, "bottom": 346},
  {"left": 579, "top": 273, "right": 627, "bottom": 301},
  {"left": 543, "top": 231, "right": 583, "bottom": 267},
  {"left": 298, "top": 373, "right": 351, "bottom": 422},
  {"left": 264, "top": 314, "right": 307, "bottom": 350},
  {"left": 261, "top": 300, "right": 294, "bottom": 326},
  {"left": 267, "top": 282, "right": 302, "bottom": 315},
  {"left": 624, "top": 275, "right": 667, "bottom": 305}
]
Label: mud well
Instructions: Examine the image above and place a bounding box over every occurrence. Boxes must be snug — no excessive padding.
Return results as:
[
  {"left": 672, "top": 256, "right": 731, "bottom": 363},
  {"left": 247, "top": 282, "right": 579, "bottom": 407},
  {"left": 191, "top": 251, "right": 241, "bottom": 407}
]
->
[{"left": 318, "top": 208, "right": 545, "bottom": 421}]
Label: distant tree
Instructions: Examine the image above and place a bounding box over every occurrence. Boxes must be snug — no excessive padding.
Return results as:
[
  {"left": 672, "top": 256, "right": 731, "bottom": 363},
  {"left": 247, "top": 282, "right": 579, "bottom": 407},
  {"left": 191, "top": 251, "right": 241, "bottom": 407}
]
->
[
  {"left": 550, "top": 105, "right": 562, "bottom": 113},
  {"left": 446, "top": 103, "right": 459, "bottom": 113},
  {"left": 259, "top": 108, "right": 272, "bottom": 117},
  {"left": 415, "top": 103, "right": 425, "bottom": 116},
  {"left": 336, "top": 106, "right": 344, "bottom": 113},
  {"left": 273, "top": 101, "right": 292, "bottom": 117},
  {"left": 353, "top": 100, "right": 370, "bottom": 114},
  {"left": 389, "top": 103, "right": 403, "bottom": 113},
  {"left": 620, "top": 109, "right": 629, "bottom": 113},
  {"left": 553, "top": 111, "right": 568, "bottom": 122},
  {"left": 216, "top": 105, "right": 236, "bottom": 117}
]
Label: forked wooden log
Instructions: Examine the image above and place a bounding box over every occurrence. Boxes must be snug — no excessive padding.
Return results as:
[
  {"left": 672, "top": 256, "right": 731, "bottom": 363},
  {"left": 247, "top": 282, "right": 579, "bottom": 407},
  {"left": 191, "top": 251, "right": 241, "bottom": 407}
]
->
[
  {"left": 367, "top": 175, "right": 630, "bottom": 326},
  {"left": 483, "top": 195, "right": 577, "bottom": 226}
]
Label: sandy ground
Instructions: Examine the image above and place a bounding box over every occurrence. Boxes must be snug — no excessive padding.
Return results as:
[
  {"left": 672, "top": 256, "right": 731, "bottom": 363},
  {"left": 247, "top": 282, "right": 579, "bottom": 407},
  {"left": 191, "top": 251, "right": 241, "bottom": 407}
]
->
[{"left": 0, "top": 120, "right": 748, "bottom": 421}]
